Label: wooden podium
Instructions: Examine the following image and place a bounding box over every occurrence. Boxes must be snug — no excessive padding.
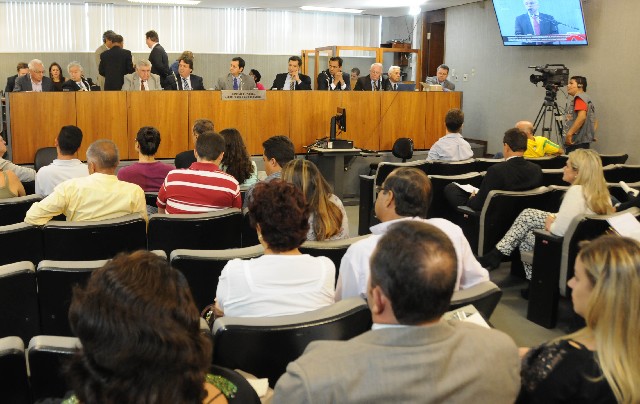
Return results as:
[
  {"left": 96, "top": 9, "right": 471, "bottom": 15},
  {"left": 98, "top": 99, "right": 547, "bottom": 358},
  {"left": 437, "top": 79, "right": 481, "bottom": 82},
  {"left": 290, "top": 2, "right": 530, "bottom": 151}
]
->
[{"left": 8, "top": 91, "right": 461, "bottom": 164}]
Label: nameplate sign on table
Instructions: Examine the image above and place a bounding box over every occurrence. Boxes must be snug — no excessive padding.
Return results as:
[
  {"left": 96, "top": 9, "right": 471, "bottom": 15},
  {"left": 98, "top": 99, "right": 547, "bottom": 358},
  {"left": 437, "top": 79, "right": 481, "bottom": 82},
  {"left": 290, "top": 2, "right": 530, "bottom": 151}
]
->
[{"left": 221, "top": 90, "right": 266, "bottom": 101}]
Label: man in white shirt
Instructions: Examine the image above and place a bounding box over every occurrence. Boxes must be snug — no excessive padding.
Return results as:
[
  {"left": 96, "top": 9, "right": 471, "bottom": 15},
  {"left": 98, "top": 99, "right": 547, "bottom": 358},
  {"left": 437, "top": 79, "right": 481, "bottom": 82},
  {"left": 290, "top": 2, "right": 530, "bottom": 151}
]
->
[
  {"left": 336, "top": 167, "right": 489, "bottom": 300},
  {"left": 427, "top": 108, "right": 474, "bottom": 161},
  {"left": 35, "top": 125, "right": 89, "bottom": 196}
]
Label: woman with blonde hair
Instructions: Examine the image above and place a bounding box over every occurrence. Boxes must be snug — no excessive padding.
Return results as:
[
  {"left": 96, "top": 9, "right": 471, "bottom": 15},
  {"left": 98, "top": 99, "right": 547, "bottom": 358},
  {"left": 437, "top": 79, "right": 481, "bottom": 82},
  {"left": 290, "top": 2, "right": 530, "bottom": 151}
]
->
[
  {"left": 518, "top": 235, "right": 640, "bottom": 403},
  {"left": 282, "top": 159, "right": 349, "bottom": 241},
  {"left": 480, "top": 149, "right": 613, "bottom": 282}
]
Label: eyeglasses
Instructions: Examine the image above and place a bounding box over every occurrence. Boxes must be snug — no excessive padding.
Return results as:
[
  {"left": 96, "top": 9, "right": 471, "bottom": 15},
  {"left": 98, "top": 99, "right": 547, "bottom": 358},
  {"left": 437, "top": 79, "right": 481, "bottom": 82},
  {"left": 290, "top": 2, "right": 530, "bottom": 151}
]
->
[{"left": 32, "top": 70, "right": 45, "bottom": 74}]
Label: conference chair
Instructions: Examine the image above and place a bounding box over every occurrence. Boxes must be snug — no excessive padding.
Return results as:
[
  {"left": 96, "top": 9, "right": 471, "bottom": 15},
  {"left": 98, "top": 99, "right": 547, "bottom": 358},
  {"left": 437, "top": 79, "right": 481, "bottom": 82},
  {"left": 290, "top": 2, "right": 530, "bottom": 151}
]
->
[
  {"left": 368, "top": 137, "right": 414, "bottom": 174},
  {"left": 525, "top": 207, "right": 640, "bottom": 328},
  {"left": 598, "top": 153, "right": 628, "bottom": 166},
  {"left": 34, "top": 147, "right": 57, "bottom": 172},
  {"left": 169, "top": 245, "right": 264, "bottom": 312},
  {"left": 300, "top": 235, "right": 371, "bottom": 285},
  {"left": 0, "top": 336, "right": 30, "bottom": 404},
  {"left": 43, "top": 214, "right": 147, "bottom": 261},
  {"left": 241, "top": 213, "right": 260, "bottom": 247},
  {"left": 27, "top": 335, "right": 78, "bottom": 402},
  {"left": 428, "top": 172, "right": 484, "bottom": 222},
  {"left": 425, "top": 159, "right": 478, "bottom": 176},
  {"left": 0, "top": 261, "right": 40, "bottom": 344},
  {"left": 148, "top": 209, "right": 243, "bottom": 256},
  {"left": 603, "top": 164, "right": 640, "bottom": 183},
  {"left": 449, "top": 281, "right": 502, "bottom": 320},
  {"left": 0, "top": 222, "right": 43, "bottom": 266},
  {"left": 0, "top": 194, "right": 42, "bottom": 226},
  {"left": 212, "top": 297, "right": 372, "bottom": 388},
  {"left": 210, "top": 365, "right": 261, "bottom": 404},
  {"left": 457, "top": 186, "right": 566, "bottom": 256},
  {"left": 144, "top": 191, "right": 159, "bottom": 206},
  {"left": 36, "top": 260, "right": 106, "bottom": 336},
  {"left": 21, "top": 181, "right": 35, "bottom": 195},
  {"left": 541, "top": 168, "right": 565, "bottom": 186},
  {"left": 524, "top": 155, "right": 567, "bottom": 169},
  {"left": 473, "top": 157, "right": 502, "bottom": 172},
  {"left": 608, "top": 181, "right": 640, "bottom": 205}
]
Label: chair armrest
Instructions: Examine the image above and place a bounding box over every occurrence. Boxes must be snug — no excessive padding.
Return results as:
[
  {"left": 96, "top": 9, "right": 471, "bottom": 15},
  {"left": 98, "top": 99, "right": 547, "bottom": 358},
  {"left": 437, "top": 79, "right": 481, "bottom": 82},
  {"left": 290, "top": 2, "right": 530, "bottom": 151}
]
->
[
  {"left": 527, "top": 229, "right": 565, "bottom": 328},
  {"left": 456, "top": 206, "right": 479, "bottom": 217},
  {"left": 532, "top": 229, "right": 563, "bottom": 243}
]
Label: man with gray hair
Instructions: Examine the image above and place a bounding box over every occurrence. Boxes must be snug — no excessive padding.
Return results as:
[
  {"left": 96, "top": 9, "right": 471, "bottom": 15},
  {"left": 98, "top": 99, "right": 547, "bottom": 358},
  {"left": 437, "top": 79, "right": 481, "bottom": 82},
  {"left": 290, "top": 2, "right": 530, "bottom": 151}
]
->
[
  {"left": 95, "top": 30, "right": 115, "bottom": 90},
  {"left": 13, "top": 59, "right": 54, "bottom": 92},
  {"left": 122, "top": 59, "right": 162, "bottom": 91},
  {"left": 386, "top": 65, "right": 402, "bottom": 91},
  {"left": 354, "top": 62, "right": 389, "bottom": 91},
  {"left": 62, "top": 62, "right": 92, "bottom": 91},
  {"left": 25, "top": 139, "right": 147, "bottom": 225}
]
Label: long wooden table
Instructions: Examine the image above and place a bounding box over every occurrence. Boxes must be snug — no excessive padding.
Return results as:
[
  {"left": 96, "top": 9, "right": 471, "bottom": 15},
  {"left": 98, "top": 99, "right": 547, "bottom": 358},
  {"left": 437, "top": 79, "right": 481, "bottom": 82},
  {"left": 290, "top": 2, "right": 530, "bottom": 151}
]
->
[{"left": 9, "top": 91, "right": 461, "bottom": 164}]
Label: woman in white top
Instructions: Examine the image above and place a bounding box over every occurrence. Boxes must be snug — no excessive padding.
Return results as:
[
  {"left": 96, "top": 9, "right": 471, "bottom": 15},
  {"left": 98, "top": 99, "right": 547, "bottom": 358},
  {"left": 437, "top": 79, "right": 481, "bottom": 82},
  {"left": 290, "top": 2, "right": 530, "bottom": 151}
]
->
[
  {"left": 479, "top": 149, "right": 613, "bottom": 280},
  {"left": 282, "top": 159, "right": 349, "bottom": 241},
  {"left": 215, "top": 180, "right": 335, "bottom": 318}
]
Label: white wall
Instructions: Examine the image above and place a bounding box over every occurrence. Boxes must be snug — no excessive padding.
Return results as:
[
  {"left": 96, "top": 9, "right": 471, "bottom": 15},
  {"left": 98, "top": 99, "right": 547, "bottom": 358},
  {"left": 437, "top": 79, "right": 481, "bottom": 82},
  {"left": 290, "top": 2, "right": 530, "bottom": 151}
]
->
[{"left": 444, "top": 0, "right": 640, "bottom": 162}]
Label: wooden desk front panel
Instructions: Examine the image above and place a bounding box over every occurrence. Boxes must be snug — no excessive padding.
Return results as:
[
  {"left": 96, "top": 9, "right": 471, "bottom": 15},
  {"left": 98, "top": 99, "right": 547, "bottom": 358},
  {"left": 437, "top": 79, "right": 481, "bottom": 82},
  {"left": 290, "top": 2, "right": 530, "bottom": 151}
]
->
[
  {"left": 9, "top": 91, "right": 460, "bottom": 163},
  {"left": 10, "top": 92, "right": 77, "bottom": 164},
  {"left": 76, "top": 92, "right": 128, "bottom": 161},
  {"left": 127, "top": 92, "right": 189, "bottom": 159}
]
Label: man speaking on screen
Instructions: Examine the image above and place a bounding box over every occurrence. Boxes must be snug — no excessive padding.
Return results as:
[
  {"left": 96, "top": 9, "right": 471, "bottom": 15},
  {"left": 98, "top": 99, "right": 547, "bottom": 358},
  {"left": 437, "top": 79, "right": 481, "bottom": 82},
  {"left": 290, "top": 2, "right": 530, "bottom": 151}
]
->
[{"left": 515, "top": 0, "right": 558, "bottom": 35}]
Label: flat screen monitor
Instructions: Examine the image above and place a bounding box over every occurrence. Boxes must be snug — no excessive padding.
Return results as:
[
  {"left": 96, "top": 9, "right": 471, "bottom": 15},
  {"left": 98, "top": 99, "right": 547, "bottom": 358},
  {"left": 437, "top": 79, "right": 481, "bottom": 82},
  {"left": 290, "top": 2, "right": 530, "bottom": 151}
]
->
[{"left": 493, "top": 0, "right": 588, "bottom": 46}]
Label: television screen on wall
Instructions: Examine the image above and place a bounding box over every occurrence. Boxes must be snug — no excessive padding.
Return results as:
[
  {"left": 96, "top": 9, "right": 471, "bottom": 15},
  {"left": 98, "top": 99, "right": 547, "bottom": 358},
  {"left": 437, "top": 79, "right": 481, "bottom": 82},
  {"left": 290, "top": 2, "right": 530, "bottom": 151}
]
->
[{"left": 493, "top": 0, "right": 588, "bottom": 46}]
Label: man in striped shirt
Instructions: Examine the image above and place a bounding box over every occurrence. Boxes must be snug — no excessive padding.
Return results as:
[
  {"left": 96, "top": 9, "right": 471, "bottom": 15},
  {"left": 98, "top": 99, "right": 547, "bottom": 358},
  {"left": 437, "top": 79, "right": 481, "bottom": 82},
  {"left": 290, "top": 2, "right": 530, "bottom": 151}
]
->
[{"left": 157, "top": 132, "right": 241, "bottom": 214}]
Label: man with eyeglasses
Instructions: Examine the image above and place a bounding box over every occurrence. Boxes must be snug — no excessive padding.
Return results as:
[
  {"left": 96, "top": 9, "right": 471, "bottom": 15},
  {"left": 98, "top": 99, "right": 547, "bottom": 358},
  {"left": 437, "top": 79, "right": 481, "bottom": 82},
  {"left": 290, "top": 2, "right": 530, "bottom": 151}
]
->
[{"left": 13, "top": 59, "right": 53, "bottom": 92}]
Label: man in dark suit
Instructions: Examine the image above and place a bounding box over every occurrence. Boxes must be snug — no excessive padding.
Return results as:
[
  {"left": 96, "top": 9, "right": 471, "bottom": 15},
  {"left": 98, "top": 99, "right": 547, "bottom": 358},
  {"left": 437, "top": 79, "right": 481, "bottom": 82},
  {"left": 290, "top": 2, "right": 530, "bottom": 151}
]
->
[
  {"left": 5, "top": 62, "right": 28, "bottom": 93},
  {"left": 271, "top": 56, "right": 311, "bottom": 90},
  {"left": 443, "top": 127, "right": 543, "bottom": 210},
  {"left": 274, "top": 220, "right": 520, "bottom": 403},
  {"left": 99, "top": 34, "right": 135, "bottom": 91},
  {"left": 61, "top": 62, "right": 94, "bottom": 91},
  {"left": 385, "top": 65, "right": 402, "bottom": 91},
  {"left": 146, "top": 30, "right": 170, "bottom": 84},
  {"left": 174, "top": 119, "right": 214, "bottom": 169},
  {"left": 14, "top": 59, "right": 54, "bottom": 92},
  {"left": 514, "top": 0, "right": 558, "bottom": 35},
  {"left": 169, "top": 56, "right": 204, "bottom": 90},
  {"left": 354, "top": 63, "right": 389, "bottom": 91},
  {"left": 316, "top": 56, "right": 350, "bottom": 91}
]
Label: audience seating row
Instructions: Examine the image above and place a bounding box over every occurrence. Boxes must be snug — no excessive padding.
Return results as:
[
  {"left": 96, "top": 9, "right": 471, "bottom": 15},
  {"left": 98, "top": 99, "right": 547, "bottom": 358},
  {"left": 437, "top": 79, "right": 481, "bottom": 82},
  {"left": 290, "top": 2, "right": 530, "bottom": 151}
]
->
[
  {"left": 524, "top": 206, "right": 640, "bottom": 328},
  {"left": 0, "top": 335, "right": 261, "bottom": 403}
]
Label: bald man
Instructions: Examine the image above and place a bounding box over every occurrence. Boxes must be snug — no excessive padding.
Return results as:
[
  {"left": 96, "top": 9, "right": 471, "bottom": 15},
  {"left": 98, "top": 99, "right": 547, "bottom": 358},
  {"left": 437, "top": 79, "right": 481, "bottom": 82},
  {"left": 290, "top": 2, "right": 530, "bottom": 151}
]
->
[{"left": 517, "top": 121, "right": 563, "bottom": 158}]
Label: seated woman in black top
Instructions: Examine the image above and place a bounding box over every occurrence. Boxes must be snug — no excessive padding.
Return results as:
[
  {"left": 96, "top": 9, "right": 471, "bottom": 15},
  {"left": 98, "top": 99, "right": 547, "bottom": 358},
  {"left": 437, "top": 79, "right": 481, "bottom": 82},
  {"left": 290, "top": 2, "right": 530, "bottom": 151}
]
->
[{"left": 518, "top": 235, "right": 640, "bottom": 403}]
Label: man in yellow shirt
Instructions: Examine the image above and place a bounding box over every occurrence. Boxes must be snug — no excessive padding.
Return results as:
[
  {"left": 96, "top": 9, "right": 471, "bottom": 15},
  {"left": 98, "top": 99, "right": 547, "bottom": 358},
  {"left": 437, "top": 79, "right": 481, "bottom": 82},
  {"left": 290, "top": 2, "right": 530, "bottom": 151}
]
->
[
  {"left": 517, "top": 120, "right": 563, "bottom": 158},
  {"left": 25, "top": 139, "right": 147, "bottom": 225}
]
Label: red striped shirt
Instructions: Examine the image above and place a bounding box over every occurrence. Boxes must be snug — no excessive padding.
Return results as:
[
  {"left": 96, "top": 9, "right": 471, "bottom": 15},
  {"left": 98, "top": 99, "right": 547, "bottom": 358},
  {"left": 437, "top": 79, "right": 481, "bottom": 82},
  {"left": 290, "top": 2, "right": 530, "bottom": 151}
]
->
[{"left": 157, "top": 162, "right": 241, "bottom": 214}]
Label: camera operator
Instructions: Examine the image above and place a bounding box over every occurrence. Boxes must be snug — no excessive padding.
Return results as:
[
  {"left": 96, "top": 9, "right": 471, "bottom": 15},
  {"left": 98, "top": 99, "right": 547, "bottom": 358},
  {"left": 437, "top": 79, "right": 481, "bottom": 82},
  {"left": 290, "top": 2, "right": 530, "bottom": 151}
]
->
[{"left": 565, "top": 75, "right": 596, "bottom": 152}]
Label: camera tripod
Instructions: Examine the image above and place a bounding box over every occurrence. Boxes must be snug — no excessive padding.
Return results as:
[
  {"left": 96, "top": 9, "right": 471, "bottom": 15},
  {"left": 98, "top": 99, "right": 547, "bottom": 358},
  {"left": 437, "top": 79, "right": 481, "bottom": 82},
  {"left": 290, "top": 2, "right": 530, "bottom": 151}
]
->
[{"left": 533, "top": 86, "right": 564, "bottom": 145}]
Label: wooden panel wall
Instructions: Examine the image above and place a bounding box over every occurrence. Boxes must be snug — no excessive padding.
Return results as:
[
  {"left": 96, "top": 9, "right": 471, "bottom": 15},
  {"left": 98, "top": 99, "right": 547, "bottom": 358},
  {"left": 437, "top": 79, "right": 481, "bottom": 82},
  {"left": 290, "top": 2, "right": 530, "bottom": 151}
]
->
[{"left": 9, "top": 91, "right": 460, "bottom": 164}]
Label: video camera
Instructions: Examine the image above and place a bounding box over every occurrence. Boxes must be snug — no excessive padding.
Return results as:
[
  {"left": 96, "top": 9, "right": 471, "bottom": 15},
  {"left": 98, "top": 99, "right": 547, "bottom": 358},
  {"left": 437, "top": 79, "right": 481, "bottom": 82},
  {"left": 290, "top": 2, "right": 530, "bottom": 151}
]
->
[{"left": 529, "top": 64, "right": 569, "bottom": 88}]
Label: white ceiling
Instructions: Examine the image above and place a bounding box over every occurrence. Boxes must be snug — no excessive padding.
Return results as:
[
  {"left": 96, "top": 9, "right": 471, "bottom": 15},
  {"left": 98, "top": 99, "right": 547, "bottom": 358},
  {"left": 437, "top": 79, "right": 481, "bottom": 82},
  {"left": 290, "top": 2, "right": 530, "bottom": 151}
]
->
[{"left": 86, "top": 0, "right": 481, "bottom": 17}]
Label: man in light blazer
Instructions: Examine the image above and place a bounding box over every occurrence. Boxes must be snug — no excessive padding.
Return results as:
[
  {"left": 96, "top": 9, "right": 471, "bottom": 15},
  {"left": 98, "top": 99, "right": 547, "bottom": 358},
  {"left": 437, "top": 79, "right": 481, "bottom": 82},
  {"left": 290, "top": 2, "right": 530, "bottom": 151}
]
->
[
  {"left": 271, "top": 56, "right": 312, "bottom": 90},
  {"left": 14, "top": 59, "right": 54, "bottom": 92},
  {"left": 122, "top": 60, "right": 162, "bottom": 91},
  {"left": 273, "top": 220, "right": 520, "bottom": 403},
  {"left": 215, "top": 57, "right": 255, "bottom": 90}
]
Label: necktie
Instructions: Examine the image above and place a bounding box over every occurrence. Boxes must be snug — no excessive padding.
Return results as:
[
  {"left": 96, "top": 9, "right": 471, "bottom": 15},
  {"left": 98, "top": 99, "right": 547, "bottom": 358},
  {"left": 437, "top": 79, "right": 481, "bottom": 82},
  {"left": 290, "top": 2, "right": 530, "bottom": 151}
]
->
[
  {"left": 140, "top": 80, "right": 145, "bottom": 91},
  {"left": 373, "top": 81, "right": 379, "bottom": 91},
  {"left": 182, "top": 77, "right": 190, "bottom": 91},
  {"left": 533, "top": 15, "right": 540, "bottom": 35},
  {"left": 290, "top": 76, "right": 295, "bottom": 90},
  {"left": 393, "top": 84, "right": 397, "bottom": 91},
  {"left": 78, "top": 81, "right": 85, "bottom": 91},
  {"left": 233, "top": 77, "right": 239, "bottom": 90}
]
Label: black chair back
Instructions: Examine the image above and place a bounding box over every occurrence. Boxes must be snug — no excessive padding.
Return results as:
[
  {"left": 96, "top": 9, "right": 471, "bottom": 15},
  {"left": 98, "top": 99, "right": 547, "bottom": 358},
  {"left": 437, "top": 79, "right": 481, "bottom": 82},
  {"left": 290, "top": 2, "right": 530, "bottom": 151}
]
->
[
  {"left": 392, "top": 137, "right": 414, "bottom": 162},
  {"left": 212, "top": 298, "right": 372, "bottom": 388},
  {"left": 598, "top": 153, "right": 628, "bottom": 166},
  {"left": 603, "top": 164, "right": 640, "bottom": 183},
  {"left": 428, "top": 172, "right": 484, "bottom": 222},
  {"left": 170, "top": 245, "right": 264, "bottom": 312},
  {"left": 148, "top": 209, "right": 242, "bottom": 256},
  {"left": 525, "top": 155, "right": 567, "bottom": 169},
  {"left": 541, "top": 168, "right": 566, "bottom": 186},
  {"left": 0, "top": 337, "right": 30, "bottom": 404},
  {"left": 36, "top": 260, "right": 104, "bottom": 336},
  {"left": 27, "top": 336, "right": 77, "bottom": 401},
  {"left": 449, "top": 281, "right": 502, "bottom": 320},
  {"left": 0, "top": 194, "right": 42, "bottom": 226},
  {"left": 0, "top": 262, "right": 40, "bottom": 344},
  {"left": 241, "top": 213, "right": 260, "bottom": 247},
  {"left": 34, "top": 147, "right": 57, "bottom": 172},
  {"left": 426, "top": 159, "right": 477, "bottom": 176},
  {"left": 0, "top": 223, "right": 43, "bottom": 266},
  {"left": 43, "top": 214, "right": 147, "bottom": 260}
]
